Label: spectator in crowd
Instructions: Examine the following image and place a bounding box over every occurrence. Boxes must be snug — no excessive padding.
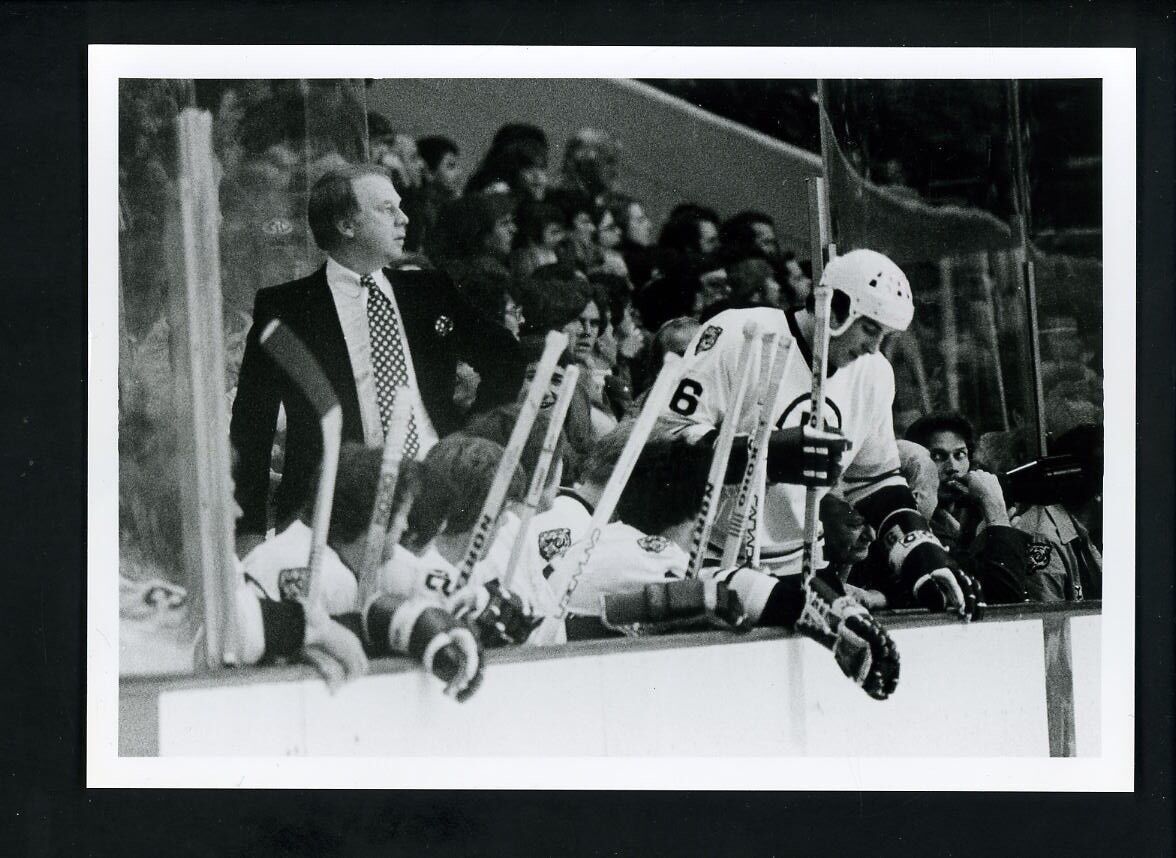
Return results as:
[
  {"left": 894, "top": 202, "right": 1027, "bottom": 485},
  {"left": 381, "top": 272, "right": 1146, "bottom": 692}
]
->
[
  {"left": 904, "top": 411, "right": 1011, "bottom": 553},
  {"left": 547, "top": 188, "right": 603, "bottom": 273},
  {"left": 593, "top": 202, "right": 630, "bottom": 279},
  {"left": 465, "top": 136, "right": 549, "bottom": 201},
  {"left": 700, "top": 245, "right": 783, "bottom": 321},
  {"left": 230, "top": 164, "right": 524, "bottom": 555},
  {"left": 659, "top": 202, "right": 722, "bottom": 259},
  {"left": 417, "top": 135, "right": 462, "bottom": 196},
  {"left": 602, "top": 190, "right": 657, "bottom": 287},
  {"left": 887, "top": 427, "right": 1029, "bottom": 604},
  {"left": 426, "top": 191, "right": 518, "bottom": 284},
  {"left": 720, "top": 210, "right": 780, "bottom": 258},
  {"left": 406, "top": 134, "right": 461, "bottom": 253},
  {"left": 558, "top": 127, "right": 621, "bottom": 204},
  {"left": 820, "top": 492, "right": 887, "bottom": 610},
  {"left": 590, "top": 271, "right": 643, "bottom": 414},
  {"left": 510, "top": 198, "right": 567, "bottom": 282},
  {"left": 776, "top": 250, "right": 813, "bottom": 310}
]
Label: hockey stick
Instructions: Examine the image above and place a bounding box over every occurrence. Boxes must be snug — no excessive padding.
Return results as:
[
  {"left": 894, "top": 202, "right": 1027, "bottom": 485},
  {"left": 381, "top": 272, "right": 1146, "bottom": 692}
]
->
[
  {"left": 500, "top": 363, "right": 580, "bottom": 594},
  {"left": 685, "top": 322, "right": 759, "bottom": 578},
  {"left": 357, "top": 394, "right": 414, "bottom": 605},
  {"left": 260, "top": 320, "right": 343, "bottom": 608},
  {"left": 801, "top": 285, "right": 836, "bottom": 582},
  {"left": 720, "top": 331, "right": 784, "bottom": 568},
  {"left": 454, "top": 330, "right": 568, "bottom": 588},
  {"left": 555, "top": 352, "right": 683, "bottom": 618}
]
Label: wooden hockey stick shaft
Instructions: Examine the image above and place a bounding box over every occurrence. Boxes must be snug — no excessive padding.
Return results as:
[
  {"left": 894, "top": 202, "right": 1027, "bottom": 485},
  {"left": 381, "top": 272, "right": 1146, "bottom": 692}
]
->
[
  {"left": 555, "top": 353, "right": 682, "bottom": 617},
  {"left": 721, "top": 331, "right": 784, "bottom": 568},
  {"left": 686, "top": 322, "right": 759, "bottom": 578},
  {"left": 357, "top": 394, "right": 414, "bottom": 604},
  {"left": 455, "top": 330, "right": 568, "bottom": 587},
  {"left": 501, "top": 364, "right": 580, "bottom": 593},
  {"left": 801, "top": 279, "right": 836, "bottom": 585},
  {"left": 259, "top": 320, "right": 343, "bottom": 608}
]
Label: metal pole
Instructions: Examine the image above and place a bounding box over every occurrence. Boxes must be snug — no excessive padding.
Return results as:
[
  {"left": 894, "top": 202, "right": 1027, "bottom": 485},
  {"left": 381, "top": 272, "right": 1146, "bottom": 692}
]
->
[{"left": 1008, "top": 80, "right": 1049, "bottom": 456}]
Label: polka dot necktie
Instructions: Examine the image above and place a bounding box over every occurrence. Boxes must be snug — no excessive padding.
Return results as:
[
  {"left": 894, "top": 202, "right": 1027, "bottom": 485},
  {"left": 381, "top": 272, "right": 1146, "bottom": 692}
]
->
[{"left": 363, "top": 274, "right": 420, "bottom": 457}]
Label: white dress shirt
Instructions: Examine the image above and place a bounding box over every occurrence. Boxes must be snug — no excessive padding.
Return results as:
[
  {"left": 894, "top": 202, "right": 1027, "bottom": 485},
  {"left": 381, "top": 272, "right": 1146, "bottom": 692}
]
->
[{"left": 324, "top": 257, "right": 439, "bottom": 457}]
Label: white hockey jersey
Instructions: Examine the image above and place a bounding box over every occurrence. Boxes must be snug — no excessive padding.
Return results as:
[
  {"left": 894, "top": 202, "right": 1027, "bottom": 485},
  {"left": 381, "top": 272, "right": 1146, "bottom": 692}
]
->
[
  {"left": 662, "top": 307, "right": 906, "bottom": 575},
  {"left": 241, "top": 520, "right": 358, "bottom": 615},
  {"left": 545, "top": 522, "right": 690, "bottom": 617},
  {"left": 376, "top": 512, "right": 521, "bottom": 604}
]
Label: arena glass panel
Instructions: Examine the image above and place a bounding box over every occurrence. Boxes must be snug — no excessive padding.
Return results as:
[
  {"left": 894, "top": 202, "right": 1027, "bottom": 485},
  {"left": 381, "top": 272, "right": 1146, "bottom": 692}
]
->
[
  {"left": 117, "top": 79, "right": 370, "bottom": 676},
  {"left": 819, "top": 79, "right": 1037, "bottom": 441}
]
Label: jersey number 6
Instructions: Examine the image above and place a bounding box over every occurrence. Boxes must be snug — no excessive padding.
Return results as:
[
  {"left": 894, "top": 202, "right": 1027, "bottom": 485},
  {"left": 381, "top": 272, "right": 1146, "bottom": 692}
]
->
[{"left": 669, "top": 378, "right": 704, "bottom": 416}]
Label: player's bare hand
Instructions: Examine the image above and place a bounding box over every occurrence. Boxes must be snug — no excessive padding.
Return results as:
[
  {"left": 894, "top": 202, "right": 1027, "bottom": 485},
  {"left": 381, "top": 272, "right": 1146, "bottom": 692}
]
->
[{"left": 300, "top": 599, "right": 368, "bottom": 693}]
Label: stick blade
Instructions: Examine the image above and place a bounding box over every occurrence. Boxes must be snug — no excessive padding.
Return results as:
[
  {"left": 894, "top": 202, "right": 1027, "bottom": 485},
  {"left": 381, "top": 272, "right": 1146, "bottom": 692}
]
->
[{"left": 260, "top": 320, "right": 339, "bottom": 418}]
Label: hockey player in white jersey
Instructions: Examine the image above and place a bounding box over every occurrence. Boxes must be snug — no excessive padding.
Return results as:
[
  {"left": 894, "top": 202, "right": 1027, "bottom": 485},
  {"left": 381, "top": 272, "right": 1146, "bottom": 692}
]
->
[
  {"left": 663, "top": 248, "right": 984, "bottom": 620},
  {"left": 546, "top": 430, "right": 899, "bottom": 698}
]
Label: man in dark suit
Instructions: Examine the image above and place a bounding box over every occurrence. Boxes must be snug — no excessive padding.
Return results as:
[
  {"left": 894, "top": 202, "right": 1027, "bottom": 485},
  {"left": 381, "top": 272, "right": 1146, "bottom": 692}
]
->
[{"left": 230, "top": 163, "right": 524, "bottom": 555}]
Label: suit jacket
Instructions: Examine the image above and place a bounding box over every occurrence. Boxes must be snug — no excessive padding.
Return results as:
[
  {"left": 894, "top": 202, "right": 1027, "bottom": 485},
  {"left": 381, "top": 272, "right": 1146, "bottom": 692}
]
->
[{"left": 230, "top": 263, "right": 524, "bottom": 535}]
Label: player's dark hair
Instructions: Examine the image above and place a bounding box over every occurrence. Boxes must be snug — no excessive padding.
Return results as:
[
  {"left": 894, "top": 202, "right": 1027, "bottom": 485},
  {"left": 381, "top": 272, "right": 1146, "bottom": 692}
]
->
[
  {"left": 407, "top": 434, "right": 526, "bottom": 539},
  {"left": 306, "top": 442, "right": 421, "bottom": 548},
  {"left": 616, "top": 437, "right": 711, "bottom": 533},
  {"left": 464, "top": 404, "right": 567, "bottom": 498},
  {"left": 307, "top": 163, "right": 392, "bottom": 253},
  {"left": 803, "top": 288, "right": 852, "bottom": 326},
  {"left": 904, "top": 411, "right": 976, "bottom": 454},
  {"left": 579, "top": 421, "right": 635, "bottom": 487}
]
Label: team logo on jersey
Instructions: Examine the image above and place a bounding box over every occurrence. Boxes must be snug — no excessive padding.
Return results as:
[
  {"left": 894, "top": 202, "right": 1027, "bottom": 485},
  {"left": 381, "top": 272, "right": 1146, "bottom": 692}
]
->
[
  {"left": 538, "top": 527, "right": 572, "bottom": 561},
  {"left": 695, "top": 325, "right": 722, "bottom": 355},
  {"left": 424, "top": 569, "right": 455, "bottom": 596},
  {"left": 1028, "top": 542, "right": 1052, "bottom": 572},
  {"left": 638, "top": 534, "right": 670, "bottom": 553},
  {"left": 277, "top": 567, "right": 309, "bottom": 601},
  {"left": 776, "top": 392, "right": 844, "bottom": 432}
]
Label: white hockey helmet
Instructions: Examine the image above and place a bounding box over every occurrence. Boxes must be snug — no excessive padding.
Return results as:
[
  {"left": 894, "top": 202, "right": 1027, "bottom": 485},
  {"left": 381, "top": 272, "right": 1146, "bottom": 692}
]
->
[{"left": 821, "top": 248, "right": 913, "bottom": 336}]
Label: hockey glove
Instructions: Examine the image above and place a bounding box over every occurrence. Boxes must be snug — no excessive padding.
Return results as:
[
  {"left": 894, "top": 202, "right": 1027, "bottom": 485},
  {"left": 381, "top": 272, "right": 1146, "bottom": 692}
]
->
[
  {"left": 600, "top": 579, "right": 751, "bottom": 637},
  {"left": 472, "top": 579, "right": 542, "bottom": 648},
  {"left": 794, "top": 572, "right": 900, "bottom": 701},
  {"left": 880, "top": 511, "right": 985, "bottom": 621},
  {"left": 369, "top": 595, "right": 485, "bottom": 701},
  {"left": 765, "top": 426, "right": 851, "bottom": 487}
]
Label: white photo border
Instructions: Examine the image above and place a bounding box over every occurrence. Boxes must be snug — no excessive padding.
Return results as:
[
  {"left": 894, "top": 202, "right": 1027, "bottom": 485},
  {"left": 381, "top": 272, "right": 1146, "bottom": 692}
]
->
[{"left": 89, "top": 45, "right": 1135, "bottom": 790}]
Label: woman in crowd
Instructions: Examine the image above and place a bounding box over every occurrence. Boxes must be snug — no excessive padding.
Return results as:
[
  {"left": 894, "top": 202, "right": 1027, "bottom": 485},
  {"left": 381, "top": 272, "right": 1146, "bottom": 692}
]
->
[
  {"left": 510, "top": 198, "right": 568, "bottom": 282},
  {"left": 603, "top": 191, "right": 657, "bottom": 288},
  {"left": 547, "top": 187, "right": 603, "bottom": 274},
  {"left": 426, "top": 191, "right": 518, "bottom": 284},
  {"left": 465, "top": 134, "right": 550, "bottom": 201},
  {"left": 557, "top": 127, "right": 621, "bottom": 204}
]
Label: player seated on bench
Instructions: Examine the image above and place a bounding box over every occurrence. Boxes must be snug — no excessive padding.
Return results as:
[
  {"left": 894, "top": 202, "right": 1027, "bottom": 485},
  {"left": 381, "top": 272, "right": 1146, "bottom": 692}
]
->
[
  {"left": 376, "top": 430, "right": 547, "bottom": 646},
  {"left": 544, "top": 429, "right": 900, "bottom": 699},
  {"left": 235, "top": 442, "right": 483, "bottom": 700}
]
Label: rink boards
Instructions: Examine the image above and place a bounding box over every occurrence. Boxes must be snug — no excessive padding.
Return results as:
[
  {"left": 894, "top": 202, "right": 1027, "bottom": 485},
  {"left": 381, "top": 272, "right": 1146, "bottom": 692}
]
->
[{"left": 118, "top": 603, "right": 1100, "bottom": 759}]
